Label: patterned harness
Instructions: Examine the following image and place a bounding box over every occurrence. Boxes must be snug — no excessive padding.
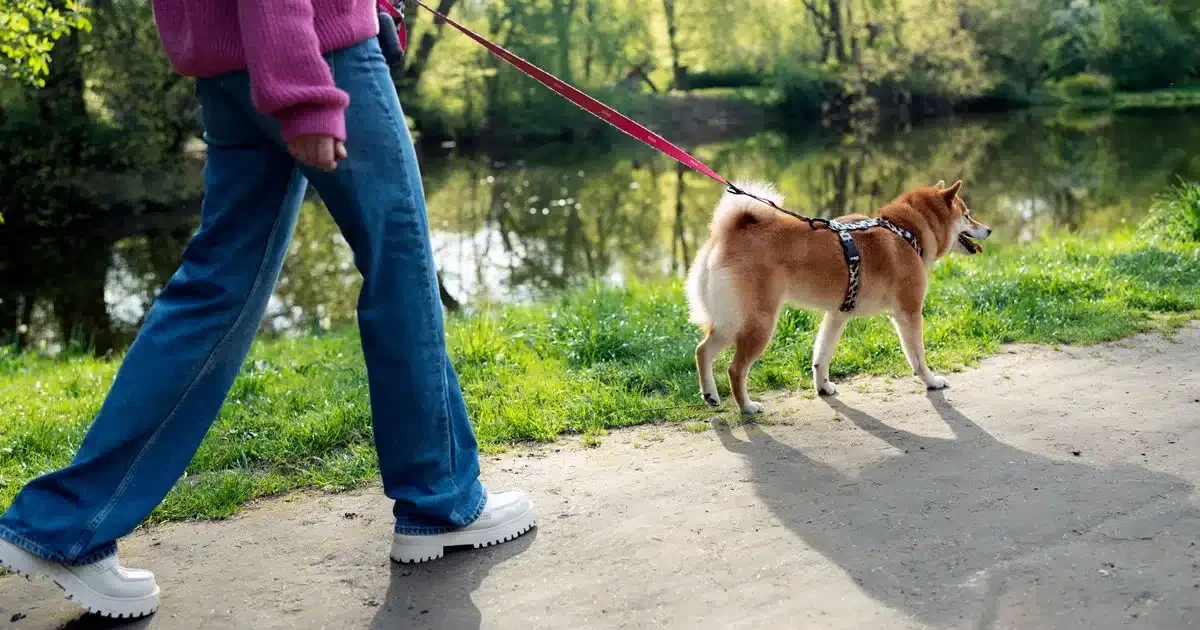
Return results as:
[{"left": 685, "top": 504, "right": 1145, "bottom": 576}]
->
[
  {"left": 720, "top": 183, "right": 924, "bottom": 314},
  {"left": 827, "top": 218, "right": 923, "bottom": 312}
]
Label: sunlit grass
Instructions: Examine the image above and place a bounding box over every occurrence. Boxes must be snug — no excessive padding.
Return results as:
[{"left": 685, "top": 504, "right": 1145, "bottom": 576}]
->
[{"left": 1, "top": 228, "right": 1198, "bottom": 522}]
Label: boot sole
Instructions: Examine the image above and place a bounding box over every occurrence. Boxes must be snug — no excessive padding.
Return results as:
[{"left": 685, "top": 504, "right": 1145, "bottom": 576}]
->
[
  {"left": 0, "top": 539, "right": 159, "bottom": 619},
  {"left": 390, "top": 502, "right": 537, "bottom": 564}
]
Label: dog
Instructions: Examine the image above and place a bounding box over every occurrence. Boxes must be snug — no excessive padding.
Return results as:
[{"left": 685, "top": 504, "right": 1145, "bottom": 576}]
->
[{"left": 686, "top": 179, "right": 991, "bottom": 414}]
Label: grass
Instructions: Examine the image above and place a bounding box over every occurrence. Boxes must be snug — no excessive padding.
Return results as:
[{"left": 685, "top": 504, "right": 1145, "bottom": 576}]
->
[
  {"left": 1046, "top": 84, "right": 1200, "bottom": 110},
  {"left": 1114, "top": 85, "right": 1200, "bottom": 109},
  {"left": 1023, "top": 82, "right": 1200, "bottom": 112},
  {"left": 2, "top": 193, "right": 1200, "bottom": 523}
]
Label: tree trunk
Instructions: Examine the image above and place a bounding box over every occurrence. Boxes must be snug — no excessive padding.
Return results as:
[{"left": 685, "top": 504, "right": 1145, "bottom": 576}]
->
[
  {"left": 552, "top": 0, "right": 578, "bottom": 81},
  {"left": 661, "top": 0, "right": 685, "bottom": 90},
  {"left": 827, "top": 0, "right": 846, "bottom": 64},
  {"left": 582, "top": 0, "right": 597, "bottom": 82},
  {"left": 846, "top": 0, "right": 859, "bottom": 63},
  {"left": 401, "top": 0, "right": 460, "bottom": 90},
  {"left": 672, "top": 161, "right": 690, "bottom": 274}
]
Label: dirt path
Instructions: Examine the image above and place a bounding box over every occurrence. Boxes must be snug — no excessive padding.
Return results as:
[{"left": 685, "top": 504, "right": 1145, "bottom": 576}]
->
[{"left": 3, "top": 328, "right": 1199, "bottom": 630}]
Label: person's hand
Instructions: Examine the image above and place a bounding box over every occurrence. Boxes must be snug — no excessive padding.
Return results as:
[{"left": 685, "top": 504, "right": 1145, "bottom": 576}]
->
[{"left": 287, "top": 135, "right": 347, "bottom": 172}]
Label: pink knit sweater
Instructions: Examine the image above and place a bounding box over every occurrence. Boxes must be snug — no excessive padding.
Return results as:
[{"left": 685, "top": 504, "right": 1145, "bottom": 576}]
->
[{"left": 151, "top": 0, "right": 380, "bottom": 142}]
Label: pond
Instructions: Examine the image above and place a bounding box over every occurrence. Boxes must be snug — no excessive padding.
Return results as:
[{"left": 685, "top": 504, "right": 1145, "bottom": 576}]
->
[{"left": 4, "top": 107, "right": 1200, "bottom": 354}]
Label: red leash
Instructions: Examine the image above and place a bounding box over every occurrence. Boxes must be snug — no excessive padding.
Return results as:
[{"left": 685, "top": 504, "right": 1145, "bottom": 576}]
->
[
  {"left": 377, "top": 0, "right": 407, "bottom": 54},
  {"left": 389, "top": 0, "right": 820, "bottom": 226}
]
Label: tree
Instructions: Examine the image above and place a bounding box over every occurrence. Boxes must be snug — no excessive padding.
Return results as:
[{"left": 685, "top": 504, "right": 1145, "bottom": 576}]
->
[
  {"left": 399, "top": 0, "right": 461, "bottom": 91},
  {"left": 968, "top": 0, "right": 1058, "bottom": 94},
  {"left": 0, "top": 0, "right": 89, "bottom": 87},
  {"left": 1091, "top": 0, "right": 1196, "bottom": 91}
]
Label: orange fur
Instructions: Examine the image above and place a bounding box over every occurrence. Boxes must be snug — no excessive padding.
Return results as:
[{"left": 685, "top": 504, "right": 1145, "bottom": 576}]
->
[{"left": 688, "top": 179, "right": 992, "bottom": 414}]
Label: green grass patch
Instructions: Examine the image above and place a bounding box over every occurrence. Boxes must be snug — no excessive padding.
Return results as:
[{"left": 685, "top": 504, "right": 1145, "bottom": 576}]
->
[
  {"left": 2, "top": 222, "right": 1199, "bottom": 522},
  {"left": 1139, "top": 180, "right": 1200, "bottom": 245},
  {"left": 1048, "top": 84, "right": 1200, "bottom": 111}
]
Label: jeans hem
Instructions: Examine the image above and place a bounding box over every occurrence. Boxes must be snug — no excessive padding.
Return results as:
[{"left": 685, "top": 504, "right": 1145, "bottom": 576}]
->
[
  {"left": 393, "top": 485, "right": 488, "bottom": 536},
  {"left": 0, "top": 526, "right": 117, "bottom": 566}
]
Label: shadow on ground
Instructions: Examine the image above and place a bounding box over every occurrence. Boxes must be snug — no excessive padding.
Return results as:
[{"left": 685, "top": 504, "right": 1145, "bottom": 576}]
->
[
  {"left": 716, "top": 391, "right": 1199, "bottom": 629},
  {"left": 44, "top": 614, "right": 152, "bottom": 630},
  {"left": 369, "top": 529, "right": 538, "bottom": 630}
]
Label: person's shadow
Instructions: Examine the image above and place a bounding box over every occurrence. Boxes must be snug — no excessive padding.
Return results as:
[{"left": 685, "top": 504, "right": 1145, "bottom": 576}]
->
[
  {"left": 717, "top": 391, "right": 1198, "bottom": 629},
  {"left": 369, "top": 529, "right": 538, "bottom": 630}
]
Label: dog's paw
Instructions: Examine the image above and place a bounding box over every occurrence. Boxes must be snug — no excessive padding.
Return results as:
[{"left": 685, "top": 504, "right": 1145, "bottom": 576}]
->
[
  {"left": 702, "top": 391, "right": 721, "bottom": 408},
  {"left": 816, "top": 382, "right": 838, "bottom": 396},
  {"left": 740, "top": 401, "right": 763, "bottom": 415},
  {"left": 925, "top": 375, "right": 950, "bottom": 390}
]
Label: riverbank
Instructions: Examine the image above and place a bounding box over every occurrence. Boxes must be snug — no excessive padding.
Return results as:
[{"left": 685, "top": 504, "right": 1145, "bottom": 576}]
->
[
  {"left": 2, "top": 188, "right": 1199, "bottom": 523},
  {"left": 412, "top": 82, "right": 1200, "bottom": 147}
]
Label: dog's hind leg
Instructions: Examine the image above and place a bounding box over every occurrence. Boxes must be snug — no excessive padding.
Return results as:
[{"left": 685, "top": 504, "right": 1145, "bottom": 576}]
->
[
  {"left": 696, "top": 327, "right": 732, "bottom": 407},
  {"left": 812, "top": 311, "right": 850, "bottom": 396},
  {"left": 890, "top": 309, "right": 949, "bottom": 390},
  {"left": 729, "top": 315, "right": 776, "bottom": 415}
]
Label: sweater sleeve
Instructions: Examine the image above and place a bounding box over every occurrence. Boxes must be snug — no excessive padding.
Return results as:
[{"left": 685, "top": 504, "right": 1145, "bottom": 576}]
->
[{"left": 236, "top": 0, "right": 350, "bottom": 142}]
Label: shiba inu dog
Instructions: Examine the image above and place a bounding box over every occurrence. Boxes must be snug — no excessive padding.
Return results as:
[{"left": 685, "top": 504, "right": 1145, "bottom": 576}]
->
[{"left": 687, "top": 180, "right": 991, "bottom": 414}]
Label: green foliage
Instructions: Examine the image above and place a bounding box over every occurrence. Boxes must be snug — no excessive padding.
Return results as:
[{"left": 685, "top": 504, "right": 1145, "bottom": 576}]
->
[
  {"left": 836, "top": 1, "right": 992, "bottom": 118},
  {"left": 1054, "top": 72, "right": 1114, "bottom": 100},
  {"left": 84, "top": 0, "right": 199, "bottom": 162},
  {"left": 771, "top": 65, "right": 834, "bottom": 120},
  {"left": 5, "top": 0, "right": 1199, "bottom": 146},
  {"left": 0, "top": 0, "right": 201, "bottom": 234},
  {"left": 967, "top": 0, "right": 1061, "bottom": 93},
  {"left": 1043, "top": 0, "right": 1100, "bottom": 80},
  {"left": 1139, "top": 180, "right": 1200, "bottom": 244},
  {"left": 1090, "top": 0, "right": 1196, "bottom": 91},
  {"left": 0, "top": 0, "right": 89, "bottom": 86}
]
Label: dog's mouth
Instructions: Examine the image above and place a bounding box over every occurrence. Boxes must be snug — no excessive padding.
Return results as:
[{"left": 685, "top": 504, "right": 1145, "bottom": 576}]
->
[{"left": 958, "top": 232, "right": 983, "bottom": 254}]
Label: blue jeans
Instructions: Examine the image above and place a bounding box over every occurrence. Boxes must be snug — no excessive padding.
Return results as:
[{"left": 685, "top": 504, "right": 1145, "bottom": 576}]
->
[{"left": 0, "top": 38, "right": 485, "bottom": 565}]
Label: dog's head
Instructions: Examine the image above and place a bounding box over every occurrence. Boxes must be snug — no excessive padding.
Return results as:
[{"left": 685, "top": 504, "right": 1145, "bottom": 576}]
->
[{"left": 907, "top": 180, "right": 992, "bottom": 257}]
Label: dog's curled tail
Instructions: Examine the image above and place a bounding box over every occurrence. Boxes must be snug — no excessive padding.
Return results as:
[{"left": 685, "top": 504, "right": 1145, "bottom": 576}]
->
[
  {"left": 711, "top": 180, "right": 783, "bottom": 236},
  {"left": 686, "top": 181, "right": 783, "bottom": 328}
]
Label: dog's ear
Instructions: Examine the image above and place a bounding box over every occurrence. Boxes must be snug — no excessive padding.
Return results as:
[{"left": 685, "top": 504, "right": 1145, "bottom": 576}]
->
[
  {"left": 942, "top": 180, "right": 962, "bottom": 202},
  {"left": 935, "top": 179, "right": 946, "bottom": 189}
]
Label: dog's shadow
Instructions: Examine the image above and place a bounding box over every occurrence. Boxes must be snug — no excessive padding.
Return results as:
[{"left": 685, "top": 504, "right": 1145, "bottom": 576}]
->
[
  {"left": 716, "top": 392, "right": 1198, "bottom": 628},
  {"left": 368, "top": 529, "right": 537, "bottom": 630}
]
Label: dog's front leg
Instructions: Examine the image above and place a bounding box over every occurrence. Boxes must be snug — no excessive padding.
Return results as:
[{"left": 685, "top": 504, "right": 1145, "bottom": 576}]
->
[
  {"left": 890, "top": 310, "right": 949, "bottom": 390},
  {"left": 812, "top": 311, "right": 850, "bottom": 396}
]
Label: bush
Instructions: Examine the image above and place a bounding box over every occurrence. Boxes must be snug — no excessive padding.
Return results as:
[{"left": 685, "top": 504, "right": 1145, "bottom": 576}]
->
[
  {"left": 770, "top": 66, "right": 835, "bottom": 120},
  {"left": 1138, "top": 181, "right": 1200, "bottom": 244},
  {"left": 682, "top": 69, "right": 765, "bottom": 91},
  {"left": 1054, "top": 73, "right": 1114, "bottom": 100}
]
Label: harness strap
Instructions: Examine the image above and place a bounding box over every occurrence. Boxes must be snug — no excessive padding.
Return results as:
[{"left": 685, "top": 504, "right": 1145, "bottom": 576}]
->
[{"left": 828, "top": 218, "right": 923, "bottom": 312}]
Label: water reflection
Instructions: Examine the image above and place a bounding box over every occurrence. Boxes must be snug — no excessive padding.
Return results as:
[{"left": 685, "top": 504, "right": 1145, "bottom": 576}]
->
[{"left": 4, "top": 108, "right": 1199, "bottom": 354}]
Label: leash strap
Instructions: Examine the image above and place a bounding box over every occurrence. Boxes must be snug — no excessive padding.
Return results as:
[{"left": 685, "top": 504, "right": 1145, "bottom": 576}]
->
[
  {"left": 407, "top": 0, "right": 926, "bottom": 311},
  {"left": 410, "top": 1, "right": 727, "bottom": 185},
  {"left": 409, "top": 1, "right": 832, "bottom": 226}
]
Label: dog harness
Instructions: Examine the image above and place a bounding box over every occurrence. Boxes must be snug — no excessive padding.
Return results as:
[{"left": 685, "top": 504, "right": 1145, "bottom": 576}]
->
[{"left": 828, "top": 218, "right": 923, "bottom": 313}]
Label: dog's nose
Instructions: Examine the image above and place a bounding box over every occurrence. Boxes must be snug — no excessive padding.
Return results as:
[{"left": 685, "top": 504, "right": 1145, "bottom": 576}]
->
[{"left": 984, "top": 227, "right": 993, "bottom": 237}]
